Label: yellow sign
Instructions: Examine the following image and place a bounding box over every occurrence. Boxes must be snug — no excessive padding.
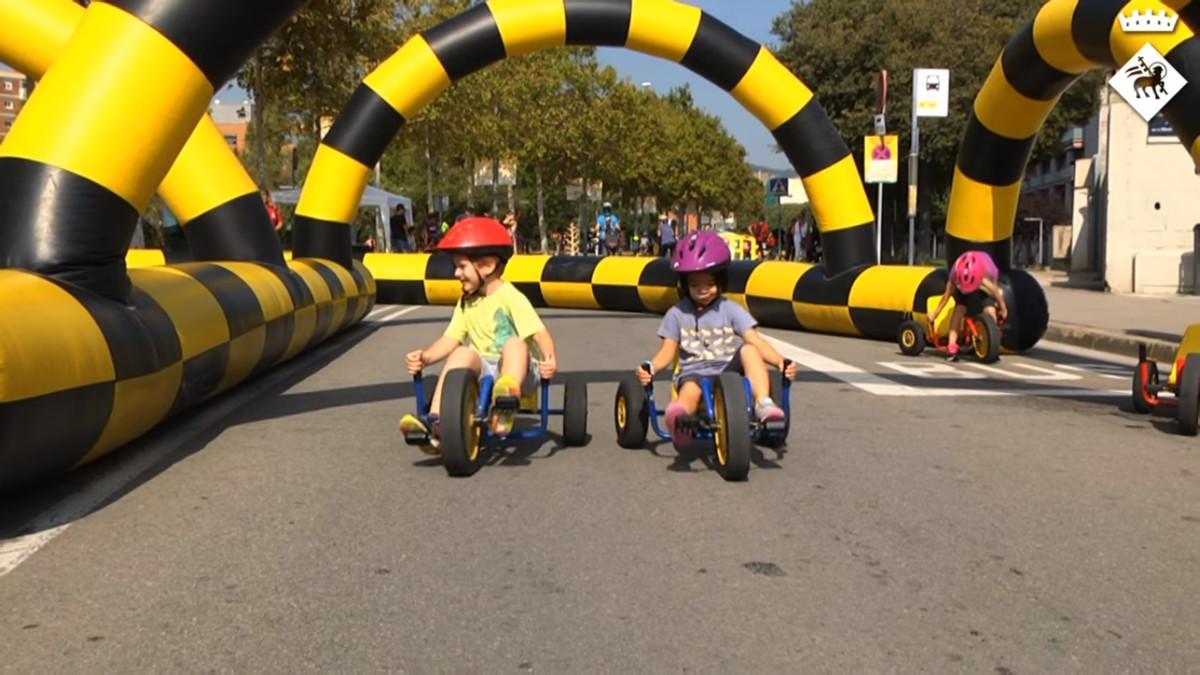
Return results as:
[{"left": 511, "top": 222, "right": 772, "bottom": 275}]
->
[{"left": 864, "top": 135, "right": 899, "bottom": 184}]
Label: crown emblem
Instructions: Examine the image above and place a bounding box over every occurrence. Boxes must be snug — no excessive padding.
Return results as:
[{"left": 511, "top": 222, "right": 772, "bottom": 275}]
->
[{"left": 1119, "top": 9, "right": 1179, "bottom": 33}]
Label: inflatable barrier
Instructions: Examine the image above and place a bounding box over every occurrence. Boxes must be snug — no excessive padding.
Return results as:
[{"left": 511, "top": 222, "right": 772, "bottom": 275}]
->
[
  {"left": 365, "top": 254, "right": 1048, "bottom": 353},
  {"left": 946, "top": 0, "right": 1200, "bottom": 266}
]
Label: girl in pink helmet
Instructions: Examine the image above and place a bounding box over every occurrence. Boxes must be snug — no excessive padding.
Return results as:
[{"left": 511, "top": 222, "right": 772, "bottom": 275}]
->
[
  {"left": 636, "top": 231, "right": 798, "bottom": 445},
  {"left": 928, "top": 250, "right": 1009, "bottom": 361}
]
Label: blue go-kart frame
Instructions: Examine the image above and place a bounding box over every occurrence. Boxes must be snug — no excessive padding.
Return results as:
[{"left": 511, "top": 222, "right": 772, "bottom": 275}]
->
[
  {"left": 405, "top": 369, "right": 588, "bottom": 477},
  {"left": 613, "top": 360, "right": 793, "bottom": 482}
]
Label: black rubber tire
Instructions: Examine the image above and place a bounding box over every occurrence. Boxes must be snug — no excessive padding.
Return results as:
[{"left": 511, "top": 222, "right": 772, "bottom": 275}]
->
[
  {"left": 761, "top": 370, "right": 790, "bottom": 448},
  {"left": 1131, "top": 361, "right": 1159, "bottom": 415},
  {"left": 1178, "top": 355, "right": 1200, "bottom": 436},
  {"left": 973, "top": 313, "right": 1001, "bottom": 364},
  {"left": 614, "top": 376, "right": 649, "bottom": 449},
  {"left": 897, "top": 320, "right": 926, "bottom": 357},
  {"left": 440, "top": 369, "right": 484, "bottom": 477},
  {"left": 563, "top": 378, "right": 589, "bottom": 447},
  {"left": 714, "top": 372, "right": 752, "bottom": 482}
]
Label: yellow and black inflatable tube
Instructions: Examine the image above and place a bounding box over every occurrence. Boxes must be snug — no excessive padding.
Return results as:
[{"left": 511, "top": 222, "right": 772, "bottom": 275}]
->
[
  {"left": 296, "top": 0, "right": 876, "bottom": 276},
  {"left": 0, "top": 259, "right": 374, "bottom": 492},
  {"left": 0, "top": 0, "right": 285, "bottom": 267},
  {"left": 947, "top": 0, "right": 1200, "bottom": 267},
  {"left": 366, "top": 253, "right": 1049, "bottom": 352},
  {"left": 0, "top": 0, "right": 303, "bottom": 302}
]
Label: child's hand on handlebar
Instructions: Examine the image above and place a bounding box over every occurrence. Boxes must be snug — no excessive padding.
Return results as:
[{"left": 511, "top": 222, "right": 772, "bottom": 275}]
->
[
  {"left": 405, "top": 349, "right": 425, "bottom": 375},
  {"left": 636, "top": 362, "right": 654, "bottom": 386},
  {"left": 539, "top": 353, "right": 558, "bottom": 380},
  {"left": 783, "top": 360, "right": 798, "bottom": 381}
]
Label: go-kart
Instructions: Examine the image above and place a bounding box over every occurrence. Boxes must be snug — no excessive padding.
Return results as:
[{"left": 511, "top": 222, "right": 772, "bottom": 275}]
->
[
  {"left": 612, "top": 361, "right": 792, "bottom": 482},
  {"left": 896, "top": 310, "right": 1002, "bottom": 364},
  {"left": 1132, "top": 325, "right": 1200, "bottom": 435},
  {"left": 405, "top": 369, "right": 588, "bottom": 476}
]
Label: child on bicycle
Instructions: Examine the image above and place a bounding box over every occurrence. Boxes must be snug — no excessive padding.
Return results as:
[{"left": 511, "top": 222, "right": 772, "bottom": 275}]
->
[
  {"left": 636, "top": 231, "right": 798, "bottom": 445},
  {"left": 400, "top": 217, "right": 559, "bottom": 453},
  {"left": 928, "top": 250, "right": 1009, "bottom": 362}
]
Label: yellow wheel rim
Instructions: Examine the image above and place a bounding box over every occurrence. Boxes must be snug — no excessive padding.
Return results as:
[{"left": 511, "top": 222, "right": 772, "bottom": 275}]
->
[
  {"left": 466, "top": 383, "right": 481, "bottom": 462},
  {"left": 974, "top": 330, "right": 988, "bottom": 359},
  {"left": 617, "top": 397, "right": 627, "bottom": 428},
  {"left": 714, "top": 386, "right": 728, "bottom": 466},
  {"left": 902, "top": 329, "right": 916, "bottom": 348}
]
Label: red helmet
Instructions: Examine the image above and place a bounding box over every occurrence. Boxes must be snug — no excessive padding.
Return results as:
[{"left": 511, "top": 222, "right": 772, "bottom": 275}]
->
[{"left": 437, "top": 217, "right": 513, "bottom": 260}]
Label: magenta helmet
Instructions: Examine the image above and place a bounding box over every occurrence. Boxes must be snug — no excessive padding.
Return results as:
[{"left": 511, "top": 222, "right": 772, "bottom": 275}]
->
[
  {"left": 672, "top": 231, "right": 731, "bottom": 273},
  {"left": 951, "top": 250, "right": 998, "bottom": 293}
]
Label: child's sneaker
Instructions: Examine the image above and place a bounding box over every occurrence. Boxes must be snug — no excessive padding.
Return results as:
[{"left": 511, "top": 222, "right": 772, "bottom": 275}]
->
[
  {"left": 665, "top": 401, "right": 694, "bottom": 447},
  {"left": 946, "top": 344, "right": 960, "bottom": 362},
  {"left": 399, "top": 413, "right": 440, "bottom": 456},
  {"left": 490, "top": 374, "right": 521, "bottom": 436},
  {"left": 754, "top": 397, "right": 785, "bottom": 424}
]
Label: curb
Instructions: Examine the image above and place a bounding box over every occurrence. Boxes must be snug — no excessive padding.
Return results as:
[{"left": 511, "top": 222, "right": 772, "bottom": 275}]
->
[{"left": 1043, "top": 321, "right": 1177, "bottom": 363}]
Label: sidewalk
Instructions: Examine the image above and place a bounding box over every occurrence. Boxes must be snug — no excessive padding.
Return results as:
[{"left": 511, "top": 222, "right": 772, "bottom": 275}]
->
[{"left": 1030, "top": 269, "right": 1200, "bottom": 362}]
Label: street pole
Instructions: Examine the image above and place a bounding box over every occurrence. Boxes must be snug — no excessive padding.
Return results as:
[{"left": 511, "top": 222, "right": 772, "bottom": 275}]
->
[
  {"left": 874, "top": 70, "right": 888, "bottom": 264},
  {"left": 907, "top": 107, "right": 919, "bottom": 266}
]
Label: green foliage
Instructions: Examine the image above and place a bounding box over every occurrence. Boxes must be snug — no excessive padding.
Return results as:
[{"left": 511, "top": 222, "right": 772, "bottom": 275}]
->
[
  {"left": 771, "top": 0, "right": 1101, "bottom": 205},
  {"left": 239, "top": 0, "right": 760, "bottom": 249}
]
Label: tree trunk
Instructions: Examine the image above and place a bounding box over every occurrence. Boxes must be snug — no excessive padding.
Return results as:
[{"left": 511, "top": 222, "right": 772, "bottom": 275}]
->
[
  {"left": 253, "top": 56, "right": 268, "bottom": 188},
  {"left": 491, "top": 156, "right": 500, "bottom": 215},
  {"left": 466, "top": 157, "right": 474, "bottom": 210},
  {"left": 424, "top": 131, "right": 434, "bottom": 215},
  {"left": 536, "top": 169, "right": 547, "bottom": 253}
]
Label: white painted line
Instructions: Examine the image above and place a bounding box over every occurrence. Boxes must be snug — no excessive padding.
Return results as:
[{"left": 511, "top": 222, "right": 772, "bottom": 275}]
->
[
  {"left": 1057, "top": 364, "right": 1129, "bottom": 381},
  {"left": 763, "top": 334, "right": 919, "bottom": 395},
  {"left": 0, "top": 307, "right": 401, "bottom": 579},
  {"left": 369, "top": 306, "right": 420, "bottom": 323},
  {"left": 763, "top": 334, "right": 1127, "bottom": 399}
]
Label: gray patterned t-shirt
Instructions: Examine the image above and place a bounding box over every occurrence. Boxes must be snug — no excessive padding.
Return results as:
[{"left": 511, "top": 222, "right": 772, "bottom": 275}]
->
[{"left": 658, "top": 297, "right": 757, "bottom": 379}]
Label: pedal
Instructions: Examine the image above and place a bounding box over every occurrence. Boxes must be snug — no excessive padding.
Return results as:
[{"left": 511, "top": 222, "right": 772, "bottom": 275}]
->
[
  {"left": 762, "top": 419, "right": 787, "bottom": 433},
  {"left": 403, "top": 431, "right": 431, "bottom": 446},
  {"left": 492, "top": 395, "right": 520, "bottom": 412},
  {"left": 675, "top": 414, "right": 700, "bottom": 435}
]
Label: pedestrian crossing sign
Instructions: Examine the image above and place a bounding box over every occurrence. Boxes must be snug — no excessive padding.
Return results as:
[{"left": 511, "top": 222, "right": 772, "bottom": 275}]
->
[{"left": 768, "top": 177, "right": 789, "bottom": 196}]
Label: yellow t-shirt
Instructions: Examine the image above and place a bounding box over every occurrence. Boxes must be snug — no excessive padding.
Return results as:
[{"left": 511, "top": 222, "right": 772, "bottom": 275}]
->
[{"left": 445, "top": 281, "right": 545, "bottom": 361}]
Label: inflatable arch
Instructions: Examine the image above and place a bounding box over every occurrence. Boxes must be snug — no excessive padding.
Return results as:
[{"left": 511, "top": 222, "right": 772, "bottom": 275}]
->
[
  {"left": 947, "top": 0, "right": 1200, "bottom": 267},
  {"left": 0, "top": 0, "right": 285, "bottom": 266},
  {"left": 0, "top": 0, "right": 375, "bottom": 492},
  {"left": 299, "top": 0, "right": 1046, "bottom": 349}
]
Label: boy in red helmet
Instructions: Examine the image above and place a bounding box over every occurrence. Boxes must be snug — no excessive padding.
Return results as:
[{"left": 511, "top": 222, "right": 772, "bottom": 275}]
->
[{"left": 400, "top": 217, "right": 559, "bottom": 452}]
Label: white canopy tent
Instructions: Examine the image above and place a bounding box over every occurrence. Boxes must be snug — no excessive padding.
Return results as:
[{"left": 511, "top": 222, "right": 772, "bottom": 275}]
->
[{"left": 271, "top": 184, "right": 415, "bottom": 251}]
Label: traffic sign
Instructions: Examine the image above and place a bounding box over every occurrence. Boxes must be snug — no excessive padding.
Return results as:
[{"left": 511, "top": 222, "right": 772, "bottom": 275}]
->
[{"left": 767, "top": 177, "right": 789, "bottom": 196}]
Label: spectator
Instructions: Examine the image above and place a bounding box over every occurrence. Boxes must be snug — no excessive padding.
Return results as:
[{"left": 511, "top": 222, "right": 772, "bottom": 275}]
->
[
  {"left": 390, "top": 204, "right": 411, "bottom": 252},
  {"left": 596, "top": 202, "right": 621, "bottom": 256},
  {"left": 658, "top": 213, "right": 677, "bottom": 258},
  {"left": 262, "top": 189, "right": 284, "bottom": 236}
]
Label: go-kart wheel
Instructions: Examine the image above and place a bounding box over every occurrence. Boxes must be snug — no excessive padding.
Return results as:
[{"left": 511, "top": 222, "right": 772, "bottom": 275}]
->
[
  {"left": 1177, "top": 355, "right": 1200, "bottom": 436},
  {"left": 897, "top": 319, "right": 926, "bottom": 357},
  {"left": 973, "top": 313, "right": 1001, "bottom": 364},
  {"left": 1131, "top": 360, "right": 1159, "bottom": 414},
  {"left": 563, "top": 377, "right": 589, "bottom": 447},
  {"left": 614, "top": 376, "right": 649, "bottom": 449},
  {"left": 714, "top": 372, "right": 752, "bottom": 482},
  {"left": 761, "top": 371, "right": 790, "bottom": 448},
  {"left": 440, "top": 369, "right": 485, "bottom": 477}
]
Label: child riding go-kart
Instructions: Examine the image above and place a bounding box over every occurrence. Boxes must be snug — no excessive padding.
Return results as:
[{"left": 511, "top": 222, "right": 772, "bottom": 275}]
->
[{"left": 897, "top": 250, "right": 1008, "bottom": 364}]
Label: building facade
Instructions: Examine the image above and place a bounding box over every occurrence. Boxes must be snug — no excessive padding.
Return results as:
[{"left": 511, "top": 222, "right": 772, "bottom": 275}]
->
[
  {"left": 209, "top": 99, "right": 252, "bottom": 153},
  {"left": 1021, "top": 87, "right": 1200, "bottom": 294},
  {"left": 0, "top": 68, "right": 29, "bottom": 142}
]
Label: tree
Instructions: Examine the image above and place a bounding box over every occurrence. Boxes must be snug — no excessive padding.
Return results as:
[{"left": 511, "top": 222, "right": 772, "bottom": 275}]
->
[{"left": 771, "top": 0, "right": 1102, "bottom": 229}]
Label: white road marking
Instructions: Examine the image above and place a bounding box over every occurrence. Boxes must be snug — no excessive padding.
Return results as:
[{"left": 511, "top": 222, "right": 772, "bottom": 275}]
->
[
  {"left": 1057, "top": 364, "right": 1130, "bottom": 381},
  {"left": 764, "top": 334, "right": 1125, "bottom": 399},
  {"left": 961, "top": 362, "right": 1082, "bottom": 381},
  {"left": 368, "top": 306, "right": 420, "bottom": 323},
  {"left": 0, "top": 307, "right": 419, "bottom": 579}
]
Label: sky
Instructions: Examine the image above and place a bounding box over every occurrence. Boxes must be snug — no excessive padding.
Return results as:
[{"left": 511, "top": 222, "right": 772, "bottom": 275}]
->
[
  {"left": 11, "top": 1, "right": 797, "bottom": 171},
  {"left": 596, "top": 0, "right": 796, "bottom": 171}
]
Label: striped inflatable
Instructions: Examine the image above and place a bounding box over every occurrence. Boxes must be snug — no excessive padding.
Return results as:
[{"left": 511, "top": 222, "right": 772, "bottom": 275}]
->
[
  {"left": 365, "top": 253, "right": 1049, "bottom": 351},
  {"left": 0, "top": 259, "right": 374, "bottom": 493},
  {"left": 295, "top": 0, "right": 876, "bottom": 276},
  {"left": 946, "top": 0, "right": 1200, "bottom": 266}
]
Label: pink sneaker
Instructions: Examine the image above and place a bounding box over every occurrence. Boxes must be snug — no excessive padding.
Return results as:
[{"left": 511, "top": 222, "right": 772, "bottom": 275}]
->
[{"left": 665, "top": 402, "right": 693, "bottom": 447}]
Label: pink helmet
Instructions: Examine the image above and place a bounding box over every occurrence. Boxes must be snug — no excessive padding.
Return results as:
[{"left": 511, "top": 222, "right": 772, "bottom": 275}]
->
[
  {"left": 672, "top": 231, "right": 730, "bottom": 273},
  {"left": 950, "top": 250, "right": 998, "bottom": 293}
]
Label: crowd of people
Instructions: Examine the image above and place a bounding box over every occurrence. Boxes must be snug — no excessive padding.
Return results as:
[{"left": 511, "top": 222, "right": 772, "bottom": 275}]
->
[{"left": 747, "top": 214, "right": 822, "bottom": 262}]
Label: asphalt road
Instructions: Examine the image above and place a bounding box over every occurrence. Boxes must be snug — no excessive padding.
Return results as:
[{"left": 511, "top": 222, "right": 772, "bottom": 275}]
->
[{"left": 2, "top": 304, "right": 1198, "bottom": 671}]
